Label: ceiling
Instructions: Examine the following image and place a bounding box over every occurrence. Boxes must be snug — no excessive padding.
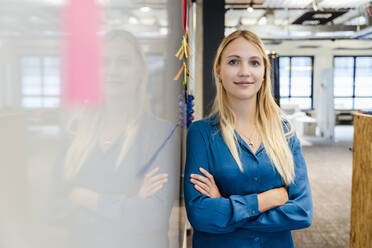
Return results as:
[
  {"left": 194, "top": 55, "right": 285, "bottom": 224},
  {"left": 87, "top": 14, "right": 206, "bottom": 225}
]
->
[
  {"left": 0, "top": 0, "right": 169, "bottom": 40},
  {"left": 225, "top": 0, "right": 372, "bottom": 40},
  {"left": 0, "top": 0, "right": 371, "bottom": 40}
]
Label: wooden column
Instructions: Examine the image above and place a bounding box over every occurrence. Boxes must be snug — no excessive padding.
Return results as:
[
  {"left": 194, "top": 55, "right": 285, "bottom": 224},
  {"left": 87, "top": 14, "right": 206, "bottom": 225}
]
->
[{"left": 350, "top": 113, "right": 372, "bottom": 248}]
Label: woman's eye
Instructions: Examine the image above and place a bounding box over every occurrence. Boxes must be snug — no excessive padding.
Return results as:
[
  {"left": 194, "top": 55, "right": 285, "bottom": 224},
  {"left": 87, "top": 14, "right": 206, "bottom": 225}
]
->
[
  {"left": 251, "top": 60, "right": 260, "bottom": 66},
  {"left": 228, "top": 59, "right": 239, "bottom": 65}
]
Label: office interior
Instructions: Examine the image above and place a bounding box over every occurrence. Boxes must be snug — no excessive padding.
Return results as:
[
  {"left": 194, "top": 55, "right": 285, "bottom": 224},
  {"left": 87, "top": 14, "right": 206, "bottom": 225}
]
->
[{"left": 0, "top": 0, "right": 371, "bottom": 248}]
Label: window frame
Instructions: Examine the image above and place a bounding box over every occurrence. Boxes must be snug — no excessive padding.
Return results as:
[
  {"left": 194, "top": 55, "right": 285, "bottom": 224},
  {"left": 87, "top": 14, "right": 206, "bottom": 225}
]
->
[
  {"left": 20, "top": 55, "right": 61, "bottom": 109},
  {"left": 333, "top": 55, "right": 372, "bottom": 110},
  {"left": 279, "top": 55, "right": 314, "bottom": 110}
]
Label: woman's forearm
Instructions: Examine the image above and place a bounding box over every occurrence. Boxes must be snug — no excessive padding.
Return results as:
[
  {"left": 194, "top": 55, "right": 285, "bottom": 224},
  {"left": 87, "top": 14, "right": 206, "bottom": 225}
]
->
[{"left": 257, "top": 187, "right": 288, "bottom": 213}]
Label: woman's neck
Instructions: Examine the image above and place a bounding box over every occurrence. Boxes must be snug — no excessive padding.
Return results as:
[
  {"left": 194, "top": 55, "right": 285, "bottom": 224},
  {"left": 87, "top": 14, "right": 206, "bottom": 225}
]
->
[{"left": 228, "top": 95, "right": 257, "bottom": 128}]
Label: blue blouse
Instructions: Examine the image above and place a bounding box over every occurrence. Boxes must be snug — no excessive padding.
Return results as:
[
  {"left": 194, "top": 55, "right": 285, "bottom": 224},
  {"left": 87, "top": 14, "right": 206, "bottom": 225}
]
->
[{"left": 184, "top": 116, "right": 313, "bottom": 248}]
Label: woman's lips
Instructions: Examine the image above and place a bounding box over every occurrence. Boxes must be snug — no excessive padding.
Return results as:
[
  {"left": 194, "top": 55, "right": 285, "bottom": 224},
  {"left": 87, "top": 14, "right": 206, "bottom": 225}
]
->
[{"left": 234, "top": 81, "right": 254, "bottom": 86}]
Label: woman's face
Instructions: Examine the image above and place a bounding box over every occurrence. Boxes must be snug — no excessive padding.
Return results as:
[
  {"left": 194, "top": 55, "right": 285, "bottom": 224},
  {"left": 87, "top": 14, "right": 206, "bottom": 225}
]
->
[
  {"left": 217, "top": 37, "right": 265, "bottom": 102},
  {"left": 104, "top": 38, "right": 144, "bottom": 99}
]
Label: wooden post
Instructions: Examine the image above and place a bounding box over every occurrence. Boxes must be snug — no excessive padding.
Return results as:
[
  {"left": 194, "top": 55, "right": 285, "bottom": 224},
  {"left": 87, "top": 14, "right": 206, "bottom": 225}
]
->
[{"left": 350, "top": 113, "right": 372, "bottom": 248}]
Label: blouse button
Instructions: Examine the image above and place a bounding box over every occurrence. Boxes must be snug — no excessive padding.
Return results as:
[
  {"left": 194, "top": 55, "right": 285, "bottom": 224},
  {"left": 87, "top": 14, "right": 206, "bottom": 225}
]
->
[{"left": 253, "top": 177, "right": 258, "bottom": 181}]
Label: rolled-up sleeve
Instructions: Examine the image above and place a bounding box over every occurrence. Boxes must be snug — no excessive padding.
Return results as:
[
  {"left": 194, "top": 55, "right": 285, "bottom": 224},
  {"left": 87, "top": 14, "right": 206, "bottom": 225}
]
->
[
  {"left": 184, "top": 123, "right": 260, "bottom": 234},
  {"left": 241, "top": 134, "right": 313, "bottom": 232}
]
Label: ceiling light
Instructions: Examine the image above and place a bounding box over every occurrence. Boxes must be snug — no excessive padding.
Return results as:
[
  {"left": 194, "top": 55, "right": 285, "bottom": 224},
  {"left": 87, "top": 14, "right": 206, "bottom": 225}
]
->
[
  {"left": 247, "top": 7, "right": 254, "bottom": 13},
  {"left": 302, "top": 20, "right": 320, "bottom": 25},
  {"left": 312, "top": 13, "right": 332, "bottom": 19},
  {"left": 141, "top": 17, "right": 156, "bottom": 25},
  {"left": 258, "top": 16, "right": 267, "bottom": 25},
  {"left": 140, "top": 6, "right": 151, "bottom": 12},
  {"left": 128, "top": 17, "right": 139, "bottom": 25},
  {"left": 159, "top": 27, "right": 168, "bottom": 35}
]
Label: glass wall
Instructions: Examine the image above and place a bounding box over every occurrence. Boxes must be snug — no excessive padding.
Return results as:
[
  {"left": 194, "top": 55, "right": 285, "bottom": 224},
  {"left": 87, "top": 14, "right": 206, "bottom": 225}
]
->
[{"left": 0, "top": 0, "right": 183, "bottom": 247}]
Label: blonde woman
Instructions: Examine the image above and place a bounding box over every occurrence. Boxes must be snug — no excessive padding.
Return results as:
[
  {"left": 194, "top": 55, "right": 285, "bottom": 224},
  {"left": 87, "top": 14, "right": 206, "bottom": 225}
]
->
[{"left": 184, "top": 30, "right": 313, "bottom": 247}]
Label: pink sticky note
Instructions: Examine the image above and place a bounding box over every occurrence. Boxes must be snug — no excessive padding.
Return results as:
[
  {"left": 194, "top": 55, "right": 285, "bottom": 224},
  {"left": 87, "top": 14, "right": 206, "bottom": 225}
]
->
[{"left": 61, "top": 0, "right": 104, "bottom": 107}]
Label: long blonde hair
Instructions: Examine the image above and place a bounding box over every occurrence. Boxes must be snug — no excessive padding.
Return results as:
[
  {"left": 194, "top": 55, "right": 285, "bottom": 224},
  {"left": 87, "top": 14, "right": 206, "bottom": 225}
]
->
[{"left": 210, "top": 30, "right": 295, "bottom": 185}]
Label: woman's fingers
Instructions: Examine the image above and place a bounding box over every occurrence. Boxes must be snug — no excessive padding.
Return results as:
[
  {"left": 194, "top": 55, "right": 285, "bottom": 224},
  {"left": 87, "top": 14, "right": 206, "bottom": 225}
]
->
[
  {"left": 147, "top": 173, "right": 168, "bottom": 184},
  {"left": 190, "top": 178, "right": 209, "bottom": 192},
  {"left": 149, "top": 177, "right": 168, "bottom": 190},
  {"left": 190, "top": 169, "right": 220, "bottom": 197},
  {"left": 190, "top": 173, "right": 211, "bottom": 186},
  {"left": 138, "top": 169, "right": 168, "bottom": 198},
  {"left": 191, "top": 168, "right": 221, "bottom": 199},
  {"left": 145, "top": 167, "right": 159, "bottom": 179},
  {"left": 194, "top": 185, "right": 209, "bottom": 197},
  {"left": 199, "top": 168, "right": 214, "bottom": 181},
  {"left": 146, "top": 183, "right": 164, "bottom": 197}
]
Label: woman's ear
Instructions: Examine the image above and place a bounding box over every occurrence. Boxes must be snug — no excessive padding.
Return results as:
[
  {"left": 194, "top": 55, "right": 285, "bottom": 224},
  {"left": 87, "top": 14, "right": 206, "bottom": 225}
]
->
[{"left": 216, "top": 66, "right": 221, "bottom": 81}]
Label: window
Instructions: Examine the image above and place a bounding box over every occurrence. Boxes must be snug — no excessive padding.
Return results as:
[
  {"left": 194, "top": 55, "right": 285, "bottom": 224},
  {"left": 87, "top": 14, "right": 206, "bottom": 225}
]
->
[
  {"left": 21, "top": 56, "right": 61, "bottom": 108},
  {"left": 279, "top": 56, "right": 313, "bottom": 110},
  {"left": 334, "top": 56, "right": 372, "bottom": 110}
]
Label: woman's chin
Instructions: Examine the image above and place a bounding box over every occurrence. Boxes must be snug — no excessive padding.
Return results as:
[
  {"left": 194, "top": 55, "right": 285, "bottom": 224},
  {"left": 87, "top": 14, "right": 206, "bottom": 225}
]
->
[{"left": 228, "top": 92, "right": 257, "bottom": 102}]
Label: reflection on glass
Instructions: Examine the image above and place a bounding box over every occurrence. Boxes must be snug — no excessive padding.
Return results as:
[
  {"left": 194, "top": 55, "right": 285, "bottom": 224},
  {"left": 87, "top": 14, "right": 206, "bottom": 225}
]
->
[
  {"left": 47, "top": 30, "right": 178, "bottom": 248},
  {"left": 0, "top": 1, "right": 181, "bottom": 247},
  {"left": 21, "top": 56, "right": 61, "bottom": 108}
]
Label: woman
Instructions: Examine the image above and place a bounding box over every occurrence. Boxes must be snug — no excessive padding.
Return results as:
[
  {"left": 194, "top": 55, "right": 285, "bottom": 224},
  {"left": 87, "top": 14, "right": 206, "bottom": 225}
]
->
[
  {"left": 184, "top": 30, "right": 313, "bottom": 247},
  {"left": 48, "top": 30, "right": 178, "bottom": 248}
]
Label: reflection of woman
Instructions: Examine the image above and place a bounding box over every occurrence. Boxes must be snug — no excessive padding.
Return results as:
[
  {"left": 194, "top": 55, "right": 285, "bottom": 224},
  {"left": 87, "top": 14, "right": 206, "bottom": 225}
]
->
[
  {"left": 48, "top": 31, "right": 177, "bottom": 248},
  {"left": 184, "top": 30, "right": 313, "bottom": 247}
]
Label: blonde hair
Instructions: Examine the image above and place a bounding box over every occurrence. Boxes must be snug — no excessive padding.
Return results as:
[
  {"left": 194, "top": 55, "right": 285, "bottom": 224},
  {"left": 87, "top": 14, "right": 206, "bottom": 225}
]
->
[
  {"left": 63, "top": 30, "right": 148, "bottom": 180},
  {"left": 211, "top": 30, "right": 295, "bottom": 185}
]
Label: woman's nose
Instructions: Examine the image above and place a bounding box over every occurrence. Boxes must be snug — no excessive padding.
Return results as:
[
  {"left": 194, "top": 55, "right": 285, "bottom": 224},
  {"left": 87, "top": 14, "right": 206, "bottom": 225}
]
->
[
  {"left": 106, "top": 60, "right": 119, "bottom": 77},
  {"left": 237, "top": 62, "right": 251, "bottom": 77}
]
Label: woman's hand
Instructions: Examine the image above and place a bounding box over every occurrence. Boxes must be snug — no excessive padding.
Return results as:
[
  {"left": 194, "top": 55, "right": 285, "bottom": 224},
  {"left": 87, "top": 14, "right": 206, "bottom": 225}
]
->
[
  {"left": 138, "top": 167, "right": 168, "bottom": 198},
  {"left": 190, "top": 168, "right": 221, "bottom": 198}
]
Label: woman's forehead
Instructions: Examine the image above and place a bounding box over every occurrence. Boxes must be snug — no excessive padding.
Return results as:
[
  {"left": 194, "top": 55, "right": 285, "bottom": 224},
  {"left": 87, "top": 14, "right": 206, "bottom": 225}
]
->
[
  {"left": 222, "top": 37, "right": 263, "bottom": 59},
  {"left": 105, "top": 40, "right": 138, "bottom": 55}
]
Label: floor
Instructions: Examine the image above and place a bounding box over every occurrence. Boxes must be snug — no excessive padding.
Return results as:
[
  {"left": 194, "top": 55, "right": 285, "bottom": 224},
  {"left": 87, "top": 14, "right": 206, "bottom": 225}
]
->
[
  {"left": 292, "top": 125, "right": 353, "bottom": 248},
  {"left": 187, "top": 125, "right": 354, "bottom": 248}
]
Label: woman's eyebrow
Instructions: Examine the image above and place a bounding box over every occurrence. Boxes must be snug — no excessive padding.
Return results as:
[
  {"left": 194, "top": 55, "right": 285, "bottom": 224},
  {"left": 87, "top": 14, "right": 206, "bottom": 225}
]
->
[
  {"left": 226, "top": 55, "right": 240, "bottom": 59},
  {"left": 250, "top": 56, "right": 263, "bottom": 61},
  {"left": 225, "top": 54, "right": 262, "bottom": 60}
]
